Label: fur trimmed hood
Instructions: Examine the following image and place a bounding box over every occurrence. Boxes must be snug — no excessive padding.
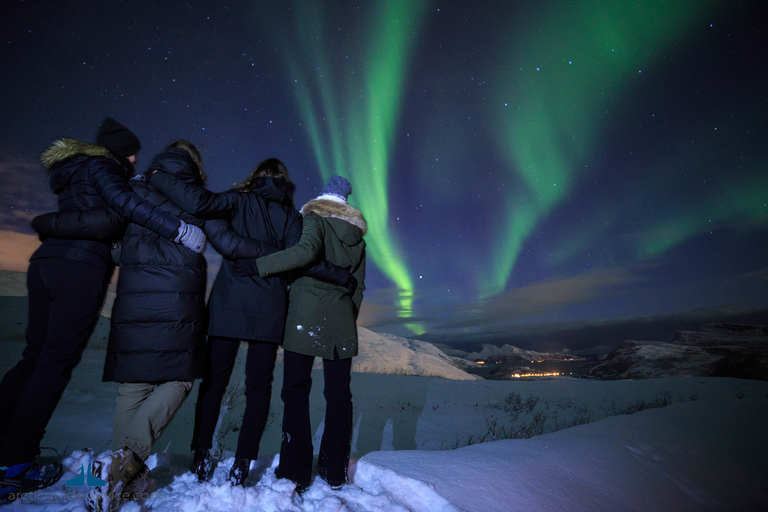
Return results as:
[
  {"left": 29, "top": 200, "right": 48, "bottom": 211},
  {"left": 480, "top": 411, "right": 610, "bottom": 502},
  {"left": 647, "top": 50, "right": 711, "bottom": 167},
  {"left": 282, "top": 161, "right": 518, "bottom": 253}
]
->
[
  {"left": 301, "top": 198, "right": 367, "bottom": 236},
  {"left": 40, "top": 138, "right": 118, "bottom": 171}
]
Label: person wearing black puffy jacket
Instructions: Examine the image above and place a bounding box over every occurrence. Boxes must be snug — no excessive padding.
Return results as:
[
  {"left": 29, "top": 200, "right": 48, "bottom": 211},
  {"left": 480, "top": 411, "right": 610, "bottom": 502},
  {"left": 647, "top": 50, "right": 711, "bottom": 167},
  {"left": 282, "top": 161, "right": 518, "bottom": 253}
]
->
[
  {"left": 83, "top": 141, "right": 211, "bottom": 511},
  {"left": 147, "top": 158, "right": 355, "bottom": 487},
  {"left": 0, "top": 119, "right": 204, "bottom": 501},
  {"left": 29, "top": 140, "right": 223, "bottom": 509}
]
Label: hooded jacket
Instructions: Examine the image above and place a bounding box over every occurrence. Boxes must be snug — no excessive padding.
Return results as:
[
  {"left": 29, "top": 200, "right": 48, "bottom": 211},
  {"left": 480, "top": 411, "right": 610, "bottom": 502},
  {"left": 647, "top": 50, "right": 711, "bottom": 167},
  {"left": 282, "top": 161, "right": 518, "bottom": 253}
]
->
[
  {"left": 148, "top": 170, "right": 303, "bottom": 342},
  {"left": 256, "top": 197, "right": 366, "bottom": 360},
  {"left": 33, "top": 138, "right": 180, "bottom": 269},
  {"left": 104, "top": 148, "right": 207, "bottom": 382}
]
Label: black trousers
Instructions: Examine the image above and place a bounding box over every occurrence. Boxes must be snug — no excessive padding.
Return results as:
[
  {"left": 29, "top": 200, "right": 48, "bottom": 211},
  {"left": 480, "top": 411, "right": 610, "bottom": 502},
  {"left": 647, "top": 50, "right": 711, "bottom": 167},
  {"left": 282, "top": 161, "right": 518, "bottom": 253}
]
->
[
  {"left": 276, "top": 348, "right": 353, "bottom": 487},
  {"left": 190, "top": 336, "right": 278, "bottom": 460},
  {"left": 0, "top": 258, "right": 110, "bottom": 465}
]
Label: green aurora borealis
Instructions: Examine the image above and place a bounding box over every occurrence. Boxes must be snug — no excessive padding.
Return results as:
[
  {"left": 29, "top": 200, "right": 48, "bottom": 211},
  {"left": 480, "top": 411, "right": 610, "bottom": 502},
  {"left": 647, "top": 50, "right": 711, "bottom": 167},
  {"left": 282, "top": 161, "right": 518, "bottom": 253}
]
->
[
  {"left": 266, "top": 0, "right": 431, "bottom": 333},
  {"left": 261, "top": 0, "right": 766, "bottom": 334},
  {"left": 487, "top": 0, "right": 728, "bottom": 295},
  {"left": 2, "top": 0, "right": 766, "bottom": 346}
]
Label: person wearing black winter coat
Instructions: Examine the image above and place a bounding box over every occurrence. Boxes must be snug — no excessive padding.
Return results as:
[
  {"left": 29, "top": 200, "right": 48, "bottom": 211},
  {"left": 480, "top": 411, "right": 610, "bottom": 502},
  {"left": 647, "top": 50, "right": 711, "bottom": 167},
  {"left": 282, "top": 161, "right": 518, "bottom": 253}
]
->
[
  {"left": 105, "top": 142, "right": 209, "bottom": 466},
  {"left": 147, "top": 158, "right": 355, "bottom": 486},
  {"left": 85, "top": 141, "right": 211, "bottom": 510},
  {"left": 0, "top": 119, "right": 205, "bottom": 501},
  {"left": 28, "top": 141, "right": 216, "bottom": 510}
]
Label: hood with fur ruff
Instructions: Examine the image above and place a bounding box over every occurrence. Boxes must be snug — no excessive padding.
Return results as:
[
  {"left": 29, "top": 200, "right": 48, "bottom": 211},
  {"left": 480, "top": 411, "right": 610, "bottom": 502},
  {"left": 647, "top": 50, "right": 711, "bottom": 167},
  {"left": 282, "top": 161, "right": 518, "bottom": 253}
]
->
[
  {"left": 300, "top": 198, "right": 367, "bottom": 240},
  {"left": 40, "top": 138, "right": 120, "bottom": 171}
]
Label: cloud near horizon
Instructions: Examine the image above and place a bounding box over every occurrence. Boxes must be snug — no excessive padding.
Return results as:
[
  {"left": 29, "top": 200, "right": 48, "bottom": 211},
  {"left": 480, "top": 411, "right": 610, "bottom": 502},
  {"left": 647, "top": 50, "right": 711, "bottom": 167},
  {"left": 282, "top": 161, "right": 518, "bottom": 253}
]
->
[
  {"left": 355, "top": 287, "right": 418, "bottom": 331},
  {"left": 0, "top": 157, "right": 56, "bottom": 234},
  {"left": 429, "top": 265, "right": 651, "bottom": 331},
  {"left": 0, "top": 230, "right": 41, "bottom": 272}
]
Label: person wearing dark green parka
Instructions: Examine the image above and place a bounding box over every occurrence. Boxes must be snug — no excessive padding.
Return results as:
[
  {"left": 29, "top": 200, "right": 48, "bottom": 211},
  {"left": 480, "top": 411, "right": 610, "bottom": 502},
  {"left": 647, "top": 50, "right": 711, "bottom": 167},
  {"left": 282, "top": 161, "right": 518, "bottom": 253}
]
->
[{"left": 247, "top": 175, "right": 366, "bottom": 493}]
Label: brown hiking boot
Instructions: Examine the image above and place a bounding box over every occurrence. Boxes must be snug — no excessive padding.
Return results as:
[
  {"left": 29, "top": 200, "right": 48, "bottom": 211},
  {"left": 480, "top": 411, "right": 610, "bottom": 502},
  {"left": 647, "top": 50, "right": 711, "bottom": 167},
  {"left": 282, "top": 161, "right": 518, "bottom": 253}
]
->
[
  {"left": 109, "top": 448, "right": 146, "bottom": 488},
  {"left": 85, "top": 448, "right": 148, "bottom": 511}
]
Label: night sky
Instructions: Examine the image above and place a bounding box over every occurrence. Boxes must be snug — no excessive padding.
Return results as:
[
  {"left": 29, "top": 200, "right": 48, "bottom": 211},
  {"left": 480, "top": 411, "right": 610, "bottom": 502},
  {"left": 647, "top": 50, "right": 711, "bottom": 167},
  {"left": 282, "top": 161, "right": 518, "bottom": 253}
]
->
[{"left": 1, "top": 1, "right": 766, "bottom": 355}]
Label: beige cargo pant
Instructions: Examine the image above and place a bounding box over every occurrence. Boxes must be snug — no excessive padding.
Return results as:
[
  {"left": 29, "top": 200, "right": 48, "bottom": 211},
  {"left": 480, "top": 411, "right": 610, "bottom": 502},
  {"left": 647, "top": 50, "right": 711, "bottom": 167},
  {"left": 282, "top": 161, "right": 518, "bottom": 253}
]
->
[{"left": 112, "top": 381, "right": 193, "bottom": 460}]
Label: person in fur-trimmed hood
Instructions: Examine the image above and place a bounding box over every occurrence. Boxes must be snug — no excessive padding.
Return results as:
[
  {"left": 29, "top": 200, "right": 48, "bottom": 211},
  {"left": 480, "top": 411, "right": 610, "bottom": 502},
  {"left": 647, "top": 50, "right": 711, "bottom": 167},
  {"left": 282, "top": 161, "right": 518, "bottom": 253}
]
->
[
  {"left": 0, "top": 118, "right": 205, "bottom": 502},
  {"left": 245, "top": 175, "right": 366, "bottom": 493},
  {"left": 254, "top": 175, "right": 366, "bottom": 359}
]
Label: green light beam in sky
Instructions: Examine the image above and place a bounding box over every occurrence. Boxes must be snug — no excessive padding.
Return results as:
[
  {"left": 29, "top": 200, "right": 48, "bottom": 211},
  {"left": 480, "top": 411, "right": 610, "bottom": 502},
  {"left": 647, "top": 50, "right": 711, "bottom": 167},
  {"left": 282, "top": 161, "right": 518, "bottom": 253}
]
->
[
  {"left": 276, "top": 1, "right": 430, "bottom": 333},
  {"left": 638, "top": 166, "right": 768, "bottom": 258},
  {"left": 485, "top": 0, "right": 727, "bottom": 296}
]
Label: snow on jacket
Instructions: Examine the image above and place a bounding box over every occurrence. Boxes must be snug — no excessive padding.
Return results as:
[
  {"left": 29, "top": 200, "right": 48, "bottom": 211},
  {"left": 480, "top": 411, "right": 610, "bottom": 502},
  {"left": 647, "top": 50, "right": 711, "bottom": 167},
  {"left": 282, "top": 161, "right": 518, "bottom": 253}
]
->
[
  {"left": 34, "top": 138, "right": 180, "bottom": 270},
  {"left": 256, "top": 197, "right": 366, "bottom": 360},
  {"left": 103, "top": 148, "right": 207, "bottom": 383},
  {"left": 148, "top": 171, "right": 302, "bottom": 343}
]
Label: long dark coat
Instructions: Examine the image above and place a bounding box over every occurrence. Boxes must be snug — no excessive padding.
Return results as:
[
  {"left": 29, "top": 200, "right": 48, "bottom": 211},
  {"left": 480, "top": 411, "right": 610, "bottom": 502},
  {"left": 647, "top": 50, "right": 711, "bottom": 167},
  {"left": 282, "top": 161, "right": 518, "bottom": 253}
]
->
[
  {"left": 103, "top": 148, "right": 207, "bottom": 382},
  {"left": 257, "top": 197, "right": 367, "bottom": 360},
  {"left": 148, "top": 171, "right": 302, "bottom": 343}
]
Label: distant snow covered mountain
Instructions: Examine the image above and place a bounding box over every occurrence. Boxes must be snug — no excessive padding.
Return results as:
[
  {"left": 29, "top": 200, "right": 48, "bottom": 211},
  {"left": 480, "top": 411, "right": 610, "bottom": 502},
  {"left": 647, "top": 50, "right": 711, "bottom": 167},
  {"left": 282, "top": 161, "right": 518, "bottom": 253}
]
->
[
  {"left": 7, "top": 268, "right": 765, "bottom": 383},
  {"left": 464, "top": 344, "right": 547, "bottom": 363},
  {"left": 463, "top": 343, "right": 578, "bottom": 364},
  {"left": 586, "top": 323, "right": 768, "bottom": 381},
  {"left": 287, "top": 328, "right": 481, "bottom": 381}
]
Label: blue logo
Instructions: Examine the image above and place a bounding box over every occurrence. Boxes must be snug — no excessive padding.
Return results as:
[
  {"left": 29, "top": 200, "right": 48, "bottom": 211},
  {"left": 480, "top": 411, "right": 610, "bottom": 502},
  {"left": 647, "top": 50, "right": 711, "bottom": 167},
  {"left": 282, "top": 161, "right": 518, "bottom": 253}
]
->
[{"left": 65, "top": 464, "right": 106, "bottom": 487}]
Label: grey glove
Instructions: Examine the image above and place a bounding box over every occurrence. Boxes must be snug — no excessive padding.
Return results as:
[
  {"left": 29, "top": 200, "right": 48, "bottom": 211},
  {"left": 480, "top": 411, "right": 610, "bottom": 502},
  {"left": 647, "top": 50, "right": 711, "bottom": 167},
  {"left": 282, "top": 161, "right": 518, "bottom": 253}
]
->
[{"left": 174, "top": 220, "right": 207, "bottom": 254}]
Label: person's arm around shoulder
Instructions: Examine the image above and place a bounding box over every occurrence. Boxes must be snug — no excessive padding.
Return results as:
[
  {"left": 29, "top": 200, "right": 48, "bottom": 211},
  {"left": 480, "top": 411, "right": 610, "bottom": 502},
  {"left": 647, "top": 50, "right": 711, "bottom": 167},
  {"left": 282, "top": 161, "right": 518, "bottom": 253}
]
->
[
  {"left": 204, "top": 218, "right": 279, "bottom": 260},
  {"left": 148, "top": 170, "right": 234, "bottom": 220},
  {"left": 301, "top": 260, "right": 357, "bottom": 294},
  {"left": 351, "top": 244, "right": 366, "bottom": 317},
  {"left": 31, "top": 207, "right": 127, "bottom": 242},
  {"left": 256, "top": 213, "right": 325, "bottom": 277},
  {"left": 89, "top": 160, "right": 178, "bottom": 239},
  {"left": 89, "top": 161, "right": 205, "bottom": 252}
]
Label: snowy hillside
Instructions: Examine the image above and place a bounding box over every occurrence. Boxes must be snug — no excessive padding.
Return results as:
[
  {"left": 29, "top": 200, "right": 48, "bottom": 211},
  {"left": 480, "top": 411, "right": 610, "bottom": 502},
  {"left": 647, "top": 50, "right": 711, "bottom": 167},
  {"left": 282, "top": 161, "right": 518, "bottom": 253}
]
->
[
  {"left": 587, "top": 323, "right": 768, "bottom": 380},
  {"left": 275, "top": 327, "right": 481, "bottom": 380},
  {"left": 3, "top": 274, "right": 767, "bottom": 509},
  {"left": 342, "top": 329, "right": 480, "bottom": 381},
  {"left": 353, "top": 396, "right": 768, "bottom": 511},
  {"left": 0, "top": 271, "right": 26, "bottom": 296},
  {"left": 0, "top": 350, "right": 765, "bottom": 511},
  {"left": 586, "top": 340, "right": 722, "bottom": 380}
]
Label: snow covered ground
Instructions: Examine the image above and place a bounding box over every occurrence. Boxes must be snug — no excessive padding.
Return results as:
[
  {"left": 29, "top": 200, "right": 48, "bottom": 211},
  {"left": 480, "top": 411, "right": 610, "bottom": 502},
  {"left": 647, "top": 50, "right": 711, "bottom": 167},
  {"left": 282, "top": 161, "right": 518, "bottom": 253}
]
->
[{"left": 1, "top": 340, "right": 767, "bottom": 511}]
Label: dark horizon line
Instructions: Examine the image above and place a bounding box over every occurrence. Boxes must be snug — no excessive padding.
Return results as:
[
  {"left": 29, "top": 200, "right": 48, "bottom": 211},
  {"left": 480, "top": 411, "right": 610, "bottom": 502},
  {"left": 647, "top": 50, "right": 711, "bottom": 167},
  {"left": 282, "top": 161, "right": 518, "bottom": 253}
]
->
[{"left": 404, "top": 306, "right": 768, "bottom": 355}]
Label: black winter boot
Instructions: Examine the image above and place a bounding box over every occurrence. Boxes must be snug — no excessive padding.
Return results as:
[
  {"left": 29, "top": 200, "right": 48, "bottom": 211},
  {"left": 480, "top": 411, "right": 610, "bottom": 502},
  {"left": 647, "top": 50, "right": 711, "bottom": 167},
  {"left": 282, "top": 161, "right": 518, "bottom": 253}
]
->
[
  {"left": 317, "top": 449, "right": 348, "bottom": 490},
  {"left": 228, "top": 458, "right": 250, "bottom": 487},
  {"left": 192, "top": 449, "right": 211, "bottom": 483}
]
